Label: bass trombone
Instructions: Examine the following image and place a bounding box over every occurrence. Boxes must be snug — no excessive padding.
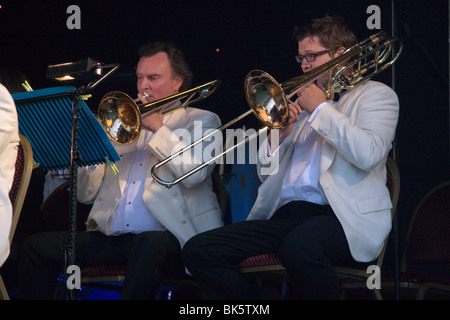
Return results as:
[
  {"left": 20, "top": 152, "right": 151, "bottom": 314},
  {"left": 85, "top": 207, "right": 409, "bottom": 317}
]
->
[
  {"left": 151, "top": 31, "right": 403, "bottom": 188},
  {"left": 98, "top": 80, "right": 221, "bottom": 144},
  {"left": 245, "top": 31, "right": 403, "bottom": 125}
]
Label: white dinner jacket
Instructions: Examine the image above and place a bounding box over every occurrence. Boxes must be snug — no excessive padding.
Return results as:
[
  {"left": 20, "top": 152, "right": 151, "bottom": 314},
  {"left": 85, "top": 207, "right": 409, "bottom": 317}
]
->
[
  {"left": 77, "top": 107, "right": 223, "bottom": 248},
  {"left": 248, "top": 80, "right": 399, "bottom": 262},
  {"left": 0, "top": 84, "right": 19, "bottom": 266}
]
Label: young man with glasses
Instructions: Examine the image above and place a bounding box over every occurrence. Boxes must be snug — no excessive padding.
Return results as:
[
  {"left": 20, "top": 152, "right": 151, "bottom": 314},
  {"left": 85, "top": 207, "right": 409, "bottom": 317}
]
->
[{"left": 183, "top": 16, "right": 399, "bottom": 299}]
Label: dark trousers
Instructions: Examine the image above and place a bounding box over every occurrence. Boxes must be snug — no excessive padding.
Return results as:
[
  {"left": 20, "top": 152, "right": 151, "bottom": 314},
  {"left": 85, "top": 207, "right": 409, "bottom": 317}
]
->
[
  {"left": 19, "top": 230, "right": 185, "bottom": 300},
  {"left": 182, "top": 201, "right": 352, "bottom": 299}
]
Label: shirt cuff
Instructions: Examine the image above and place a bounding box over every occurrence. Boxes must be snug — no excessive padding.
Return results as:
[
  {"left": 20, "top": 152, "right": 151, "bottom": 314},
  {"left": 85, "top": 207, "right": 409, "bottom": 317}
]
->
[{"left": 307, "top": 101, "right": 329, "bottom": 123}]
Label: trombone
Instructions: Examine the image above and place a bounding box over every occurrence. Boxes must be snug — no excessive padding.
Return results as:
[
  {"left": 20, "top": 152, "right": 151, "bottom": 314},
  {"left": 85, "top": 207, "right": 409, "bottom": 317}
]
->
[
  {"left": 98, "top": 80, "right": 221, "bottom": 144},
  {"left": 151, "top": 31, "right": 403, "bottom": 188}
]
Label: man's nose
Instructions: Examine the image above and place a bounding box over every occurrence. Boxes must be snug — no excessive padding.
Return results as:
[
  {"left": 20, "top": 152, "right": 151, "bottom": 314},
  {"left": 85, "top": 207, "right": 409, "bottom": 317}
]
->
[
  {"left": 302, "top": 60, "right": 311, "bottom": 71},
  {"left": 139, "top": 78, "right": 151, "bottom": 90}
]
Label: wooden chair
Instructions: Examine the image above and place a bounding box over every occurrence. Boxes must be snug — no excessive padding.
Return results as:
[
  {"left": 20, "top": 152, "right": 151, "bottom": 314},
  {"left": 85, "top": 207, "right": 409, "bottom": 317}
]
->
[
  {"left": 0, "top": 134, "right": 34, "bottom": 300},
  {"left": 238, "top": 157, "right": 400, "bottom": 300}
]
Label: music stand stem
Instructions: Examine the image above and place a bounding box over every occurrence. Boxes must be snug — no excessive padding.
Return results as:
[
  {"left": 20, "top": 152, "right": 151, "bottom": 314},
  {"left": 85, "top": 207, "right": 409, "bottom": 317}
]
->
[{"left": 64, "top": 63, "right": 120, "bottom": 300}]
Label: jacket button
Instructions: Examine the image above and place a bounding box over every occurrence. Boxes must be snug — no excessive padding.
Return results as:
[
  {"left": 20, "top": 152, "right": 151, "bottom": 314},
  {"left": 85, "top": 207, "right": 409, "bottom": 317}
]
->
[{"left": 318, "top": 128, "right": 328, "bottom": 135}]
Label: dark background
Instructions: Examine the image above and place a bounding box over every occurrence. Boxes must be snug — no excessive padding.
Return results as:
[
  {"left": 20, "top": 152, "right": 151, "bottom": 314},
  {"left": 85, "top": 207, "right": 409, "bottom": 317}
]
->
[{"left": 0, "top": 0, "right": 448, "bottom": 270}]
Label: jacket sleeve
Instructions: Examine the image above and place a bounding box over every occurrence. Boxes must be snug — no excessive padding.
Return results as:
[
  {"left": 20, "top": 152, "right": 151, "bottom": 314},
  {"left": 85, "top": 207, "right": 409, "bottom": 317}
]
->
[
  {"left": 148, "top": 109, "right": 222, "bottom": 188},
  {"left": 76, "top": 164, "right": 107, "bottom": 203},
  {"left": 309, "top": 82, "right": 399, "bottom": 171}
]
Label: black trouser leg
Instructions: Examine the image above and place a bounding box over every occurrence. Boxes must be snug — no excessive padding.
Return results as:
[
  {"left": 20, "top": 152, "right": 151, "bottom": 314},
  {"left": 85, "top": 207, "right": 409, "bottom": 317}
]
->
[
  {"left": 19, "top": 230, "right": 184, "bottom": 300},
  {"left": 182, "top": 201, "right": 352, "bottom": 300},
  {"left": 19, "top": 231, "right": 127, "bottom": 299},
  {"left": 183, "top": 219, "right": 284, "bottom": 299},
  {"left": 121, "top": 230, "right": 184, "bottom": 300},
  {"left": 278, "top": 213, "right": 351, "bottom": 299}
]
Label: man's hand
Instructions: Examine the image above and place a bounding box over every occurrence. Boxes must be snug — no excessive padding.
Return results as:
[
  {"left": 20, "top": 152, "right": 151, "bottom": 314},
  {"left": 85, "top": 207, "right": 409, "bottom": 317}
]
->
[
  {"left": 141, "top": 112, "right": 164, "bottom": 133},
  {"left": 296, "top": 83, "right": 326, "bottom": 114},
  {"left": 268, "top": 102, "right": 302, "bottom": 151}
]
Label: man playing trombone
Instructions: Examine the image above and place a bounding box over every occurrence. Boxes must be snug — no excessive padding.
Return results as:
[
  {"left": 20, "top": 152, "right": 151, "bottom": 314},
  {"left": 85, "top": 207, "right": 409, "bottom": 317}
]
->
[
  {"left": 19, "top": 42, "right": 223, "bottom": 299},
  {"left": 183, "top": 15, "right": 399, "bottom": 299}
]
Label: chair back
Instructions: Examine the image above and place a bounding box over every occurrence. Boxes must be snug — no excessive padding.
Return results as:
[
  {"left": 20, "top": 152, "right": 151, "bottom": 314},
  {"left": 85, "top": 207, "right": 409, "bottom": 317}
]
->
[
  {"left": 8, "top": 134, "right": 33, "bottom": 242},
  {"left": 386, "top": 157, "right": 400, "bottom": 217},
  {"left": 1, "top": 134, "right": 33, "bottom": 300},
  {"left": 374, "top": 157, "right": 400, "bottom": 267},
  {"left": 40, "top": 180, "right": 92, "bottom": 232},
  {"left": 403, "top": 181, "right": 450, "bottom": 266}
]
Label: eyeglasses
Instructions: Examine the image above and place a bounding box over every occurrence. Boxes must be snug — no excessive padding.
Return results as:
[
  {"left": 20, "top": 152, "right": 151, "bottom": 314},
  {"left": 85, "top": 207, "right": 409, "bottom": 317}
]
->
[{"left": 295, "top": 49, "right": 331, "bottom": 64}]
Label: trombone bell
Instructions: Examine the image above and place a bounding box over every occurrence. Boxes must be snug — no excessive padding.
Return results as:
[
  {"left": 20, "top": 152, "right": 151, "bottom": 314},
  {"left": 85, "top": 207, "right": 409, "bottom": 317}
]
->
[
  {"left": 244, "top": 70, "right": 290, "bottom": 129},
  {"left": 99, "top": 91, "right": 141, "bottom": 145},
  {"left": 98, "top": 80, "right": 221, "bottom": 145}
]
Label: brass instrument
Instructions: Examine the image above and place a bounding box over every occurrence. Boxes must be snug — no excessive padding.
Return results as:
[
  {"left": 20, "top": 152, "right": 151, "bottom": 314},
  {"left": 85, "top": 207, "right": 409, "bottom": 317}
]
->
[
  {"left": 151, "top": 31, "right": 403, "bottom": 188},
  {"left": 245, "top": 31, "right": 403, "bottom": 126},
  {"left": 98, "top": 80, "right": 221, "bottom": 144}
]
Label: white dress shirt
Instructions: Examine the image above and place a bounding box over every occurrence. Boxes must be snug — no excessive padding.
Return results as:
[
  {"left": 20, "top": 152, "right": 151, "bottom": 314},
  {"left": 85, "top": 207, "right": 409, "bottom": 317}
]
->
[
  {"left": 276, "top": 100, "right": 337, "bottom": 209},
  {"left": 107, "top": 125, "right": 167, "bottom": 235}
]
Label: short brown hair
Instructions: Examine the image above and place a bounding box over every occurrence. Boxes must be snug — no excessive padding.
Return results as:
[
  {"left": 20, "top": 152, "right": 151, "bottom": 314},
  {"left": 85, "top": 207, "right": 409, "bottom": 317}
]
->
[
  {"left": 138, "top": 41, "right": 193, "bottom": 91},
  {"left": 293, "top": 15, "right": 358, "bottom": 55}
]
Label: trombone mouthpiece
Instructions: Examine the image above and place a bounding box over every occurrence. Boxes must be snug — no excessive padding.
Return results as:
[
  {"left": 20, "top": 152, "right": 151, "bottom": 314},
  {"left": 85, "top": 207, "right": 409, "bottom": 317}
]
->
[{"left": 134, "top": 92, "right": 149, "bottom": 102}]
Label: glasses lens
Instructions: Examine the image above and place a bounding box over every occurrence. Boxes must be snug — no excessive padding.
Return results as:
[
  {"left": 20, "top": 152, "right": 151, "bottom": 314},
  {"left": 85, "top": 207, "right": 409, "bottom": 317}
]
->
[{"left": 305, "top": 53, "right": 315, "bottom": 62}]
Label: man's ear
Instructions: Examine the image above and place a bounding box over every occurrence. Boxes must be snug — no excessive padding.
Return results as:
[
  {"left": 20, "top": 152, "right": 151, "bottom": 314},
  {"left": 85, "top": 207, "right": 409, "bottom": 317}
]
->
[
  {"left": 173, "top": 76, "right": 183, "bottom": 92},
  {"left": 334, "top": 47, "right": 346, "bottom": 57}
]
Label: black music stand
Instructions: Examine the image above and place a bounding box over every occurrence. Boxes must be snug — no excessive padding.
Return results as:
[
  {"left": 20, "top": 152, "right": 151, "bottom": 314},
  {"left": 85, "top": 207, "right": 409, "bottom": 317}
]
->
[{"left": 13, "top": 68, "right": 120, "bottom": 299}]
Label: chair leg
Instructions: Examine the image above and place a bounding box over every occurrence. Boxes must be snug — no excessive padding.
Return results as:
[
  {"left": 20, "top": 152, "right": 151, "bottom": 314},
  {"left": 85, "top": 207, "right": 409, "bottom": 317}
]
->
[
  {"left": 372, "top": 288, "right": 383, "bottom": 300},
  {"left": 280, "top": 282, "right": 288, "bottom": 299},
  {"left": 0, "top": 275, "right": 10, "bottom": 300}
]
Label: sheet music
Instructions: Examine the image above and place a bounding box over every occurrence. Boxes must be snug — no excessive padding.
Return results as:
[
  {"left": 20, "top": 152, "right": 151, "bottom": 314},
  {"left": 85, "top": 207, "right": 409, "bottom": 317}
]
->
[{"left": 13, "top": 86, "right": 120, "bottom": 170}]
